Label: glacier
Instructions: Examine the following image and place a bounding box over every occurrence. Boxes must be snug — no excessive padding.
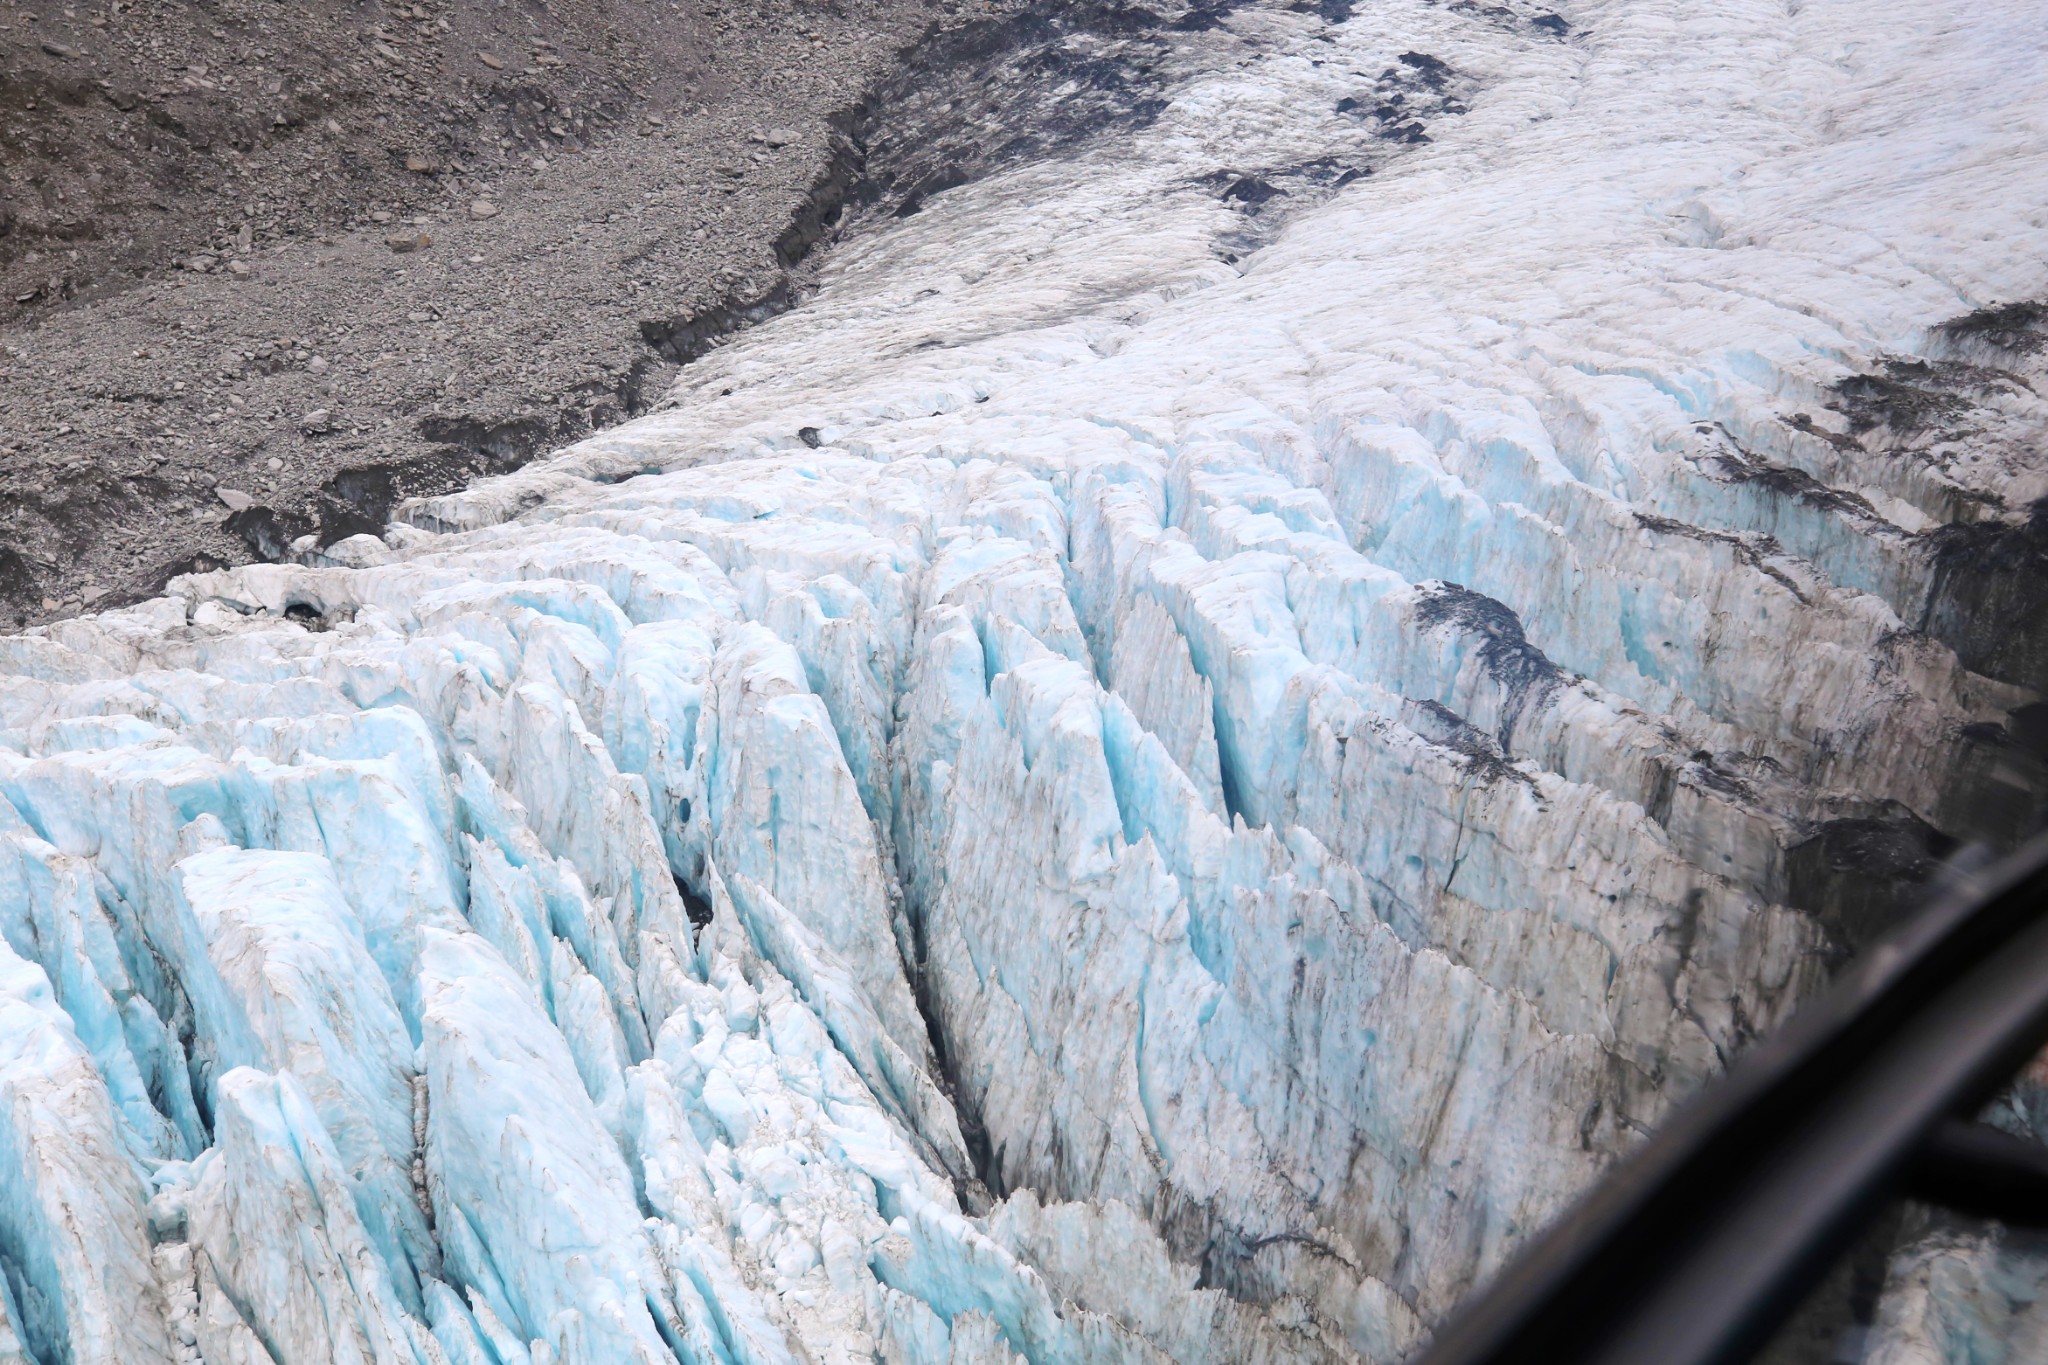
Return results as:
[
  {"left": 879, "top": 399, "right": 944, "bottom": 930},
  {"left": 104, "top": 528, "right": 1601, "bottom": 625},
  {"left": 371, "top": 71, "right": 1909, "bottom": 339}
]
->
[{"left": 4, "top": 0, "right": 2047, "bottom": 1361}]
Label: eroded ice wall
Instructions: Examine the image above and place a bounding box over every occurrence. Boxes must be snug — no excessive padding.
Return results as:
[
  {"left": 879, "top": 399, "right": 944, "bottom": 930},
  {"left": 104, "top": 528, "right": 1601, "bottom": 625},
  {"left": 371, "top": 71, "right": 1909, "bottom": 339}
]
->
[{"left": 2, "top": 0, "right": 2046, "bottom": 1361}]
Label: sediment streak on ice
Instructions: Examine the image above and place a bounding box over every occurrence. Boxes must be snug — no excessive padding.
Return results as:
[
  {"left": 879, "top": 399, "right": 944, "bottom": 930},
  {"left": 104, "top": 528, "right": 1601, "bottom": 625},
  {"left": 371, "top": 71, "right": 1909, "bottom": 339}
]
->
[{"left": 3, "top": 0, "right": 2046, "bottom": 1360}]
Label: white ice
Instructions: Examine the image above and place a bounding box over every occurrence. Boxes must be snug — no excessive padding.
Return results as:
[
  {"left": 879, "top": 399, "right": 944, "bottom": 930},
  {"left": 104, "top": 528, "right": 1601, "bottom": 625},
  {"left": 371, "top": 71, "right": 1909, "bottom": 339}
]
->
[{"left": 2, "top": 0, "right": 2045, "bottom": 1360}]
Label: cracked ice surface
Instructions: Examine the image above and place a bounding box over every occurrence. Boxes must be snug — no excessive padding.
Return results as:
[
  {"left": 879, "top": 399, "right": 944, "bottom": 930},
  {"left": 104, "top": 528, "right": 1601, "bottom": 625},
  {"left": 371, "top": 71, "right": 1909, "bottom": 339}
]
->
[{"left": 4, "top": 0, "right": 2047, "bottom": 1361}]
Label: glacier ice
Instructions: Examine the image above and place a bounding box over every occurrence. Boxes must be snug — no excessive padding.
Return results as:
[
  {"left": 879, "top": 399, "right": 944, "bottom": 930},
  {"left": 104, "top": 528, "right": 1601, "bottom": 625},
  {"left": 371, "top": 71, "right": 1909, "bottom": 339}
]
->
[{"left": 2, "top": 0, "right": 2046, "bottom": 1361}]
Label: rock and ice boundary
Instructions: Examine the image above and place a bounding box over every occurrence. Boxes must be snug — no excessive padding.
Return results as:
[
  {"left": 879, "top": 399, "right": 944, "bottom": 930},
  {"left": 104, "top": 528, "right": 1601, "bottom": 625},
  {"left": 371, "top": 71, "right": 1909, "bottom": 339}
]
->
[{"left": 4, "top": 0, "right": 2048, "bottom": 1362}]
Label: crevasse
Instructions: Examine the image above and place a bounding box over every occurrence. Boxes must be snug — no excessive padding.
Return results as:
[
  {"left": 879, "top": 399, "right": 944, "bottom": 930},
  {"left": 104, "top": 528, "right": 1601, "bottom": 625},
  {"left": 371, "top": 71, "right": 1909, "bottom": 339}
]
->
[{"left": 3, "top": 0, "right": 2047, "bottom": 1361}]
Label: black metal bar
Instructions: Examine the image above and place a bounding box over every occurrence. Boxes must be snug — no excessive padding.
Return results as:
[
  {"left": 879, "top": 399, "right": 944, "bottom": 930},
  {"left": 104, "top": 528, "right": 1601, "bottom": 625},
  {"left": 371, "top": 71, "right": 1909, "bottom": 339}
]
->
[
  {"left": 1908, "top": 1119, "right": 2048, "bottom": 1227},
  {"left": 1411, "top": 830, "right": 2048, "bottom": 1365}
]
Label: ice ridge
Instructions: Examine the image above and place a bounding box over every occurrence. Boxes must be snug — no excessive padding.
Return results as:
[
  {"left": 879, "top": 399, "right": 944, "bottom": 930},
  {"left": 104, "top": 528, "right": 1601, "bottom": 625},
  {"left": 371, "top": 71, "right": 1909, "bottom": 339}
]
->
[{"left": 3, "top": 0, "right": 2047, "bottom": 1361}]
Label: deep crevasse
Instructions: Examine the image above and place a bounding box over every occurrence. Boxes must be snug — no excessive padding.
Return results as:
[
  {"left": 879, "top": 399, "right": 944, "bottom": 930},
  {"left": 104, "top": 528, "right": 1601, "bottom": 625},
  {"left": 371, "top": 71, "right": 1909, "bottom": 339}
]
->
[{"left": 3, "top": 0, "right": 2047, "bottom": 1361}]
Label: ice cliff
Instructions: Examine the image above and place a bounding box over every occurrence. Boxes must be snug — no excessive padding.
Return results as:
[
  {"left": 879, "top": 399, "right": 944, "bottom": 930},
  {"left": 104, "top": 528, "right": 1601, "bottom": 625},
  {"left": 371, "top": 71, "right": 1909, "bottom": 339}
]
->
[{"left": 3, "top": 0, "right": 2046, "bottom": 1361}]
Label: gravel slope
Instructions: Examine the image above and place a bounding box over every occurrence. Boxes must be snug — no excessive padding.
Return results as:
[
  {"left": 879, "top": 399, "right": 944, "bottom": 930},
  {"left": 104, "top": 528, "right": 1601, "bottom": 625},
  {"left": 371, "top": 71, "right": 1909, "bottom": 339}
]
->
[{"left": 0, "top": 0, "right": 1003, "bottom": 627}]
